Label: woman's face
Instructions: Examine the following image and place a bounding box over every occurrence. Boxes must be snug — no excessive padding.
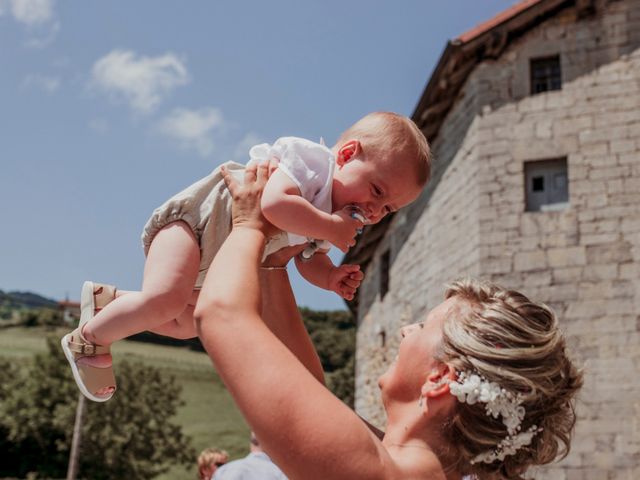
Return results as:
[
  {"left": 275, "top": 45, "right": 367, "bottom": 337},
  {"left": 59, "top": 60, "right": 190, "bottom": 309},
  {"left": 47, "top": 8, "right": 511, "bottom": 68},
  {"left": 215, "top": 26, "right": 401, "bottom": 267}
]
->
[{"left": 378, "top": 297, "right": 460, "bottom": 403}]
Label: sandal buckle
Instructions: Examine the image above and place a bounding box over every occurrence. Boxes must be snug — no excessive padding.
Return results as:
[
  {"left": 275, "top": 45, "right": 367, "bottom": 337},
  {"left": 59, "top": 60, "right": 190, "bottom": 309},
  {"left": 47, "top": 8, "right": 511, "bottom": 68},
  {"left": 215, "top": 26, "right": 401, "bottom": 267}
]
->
[{"left": 81, "top": 344, "right": 96, "bottom": 355}]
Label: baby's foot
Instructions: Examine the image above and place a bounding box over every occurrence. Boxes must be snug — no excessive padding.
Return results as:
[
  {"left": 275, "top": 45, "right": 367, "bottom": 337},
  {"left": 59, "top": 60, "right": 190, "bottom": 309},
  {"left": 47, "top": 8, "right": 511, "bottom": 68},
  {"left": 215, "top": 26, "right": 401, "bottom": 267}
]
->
[{"left": 76, "top": 326, "right": 115, "bottom": 397}]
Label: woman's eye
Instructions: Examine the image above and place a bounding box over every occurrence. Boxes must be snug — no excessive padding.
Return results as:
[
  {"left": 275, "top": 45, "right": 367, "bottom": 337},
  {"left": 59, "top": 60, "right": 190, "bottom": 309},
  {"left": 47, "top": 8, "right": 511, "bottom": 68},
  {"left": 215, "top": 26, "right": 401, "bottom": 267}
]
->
[{"left": 372, "top": 184, "right": 383, "bottom": 197}]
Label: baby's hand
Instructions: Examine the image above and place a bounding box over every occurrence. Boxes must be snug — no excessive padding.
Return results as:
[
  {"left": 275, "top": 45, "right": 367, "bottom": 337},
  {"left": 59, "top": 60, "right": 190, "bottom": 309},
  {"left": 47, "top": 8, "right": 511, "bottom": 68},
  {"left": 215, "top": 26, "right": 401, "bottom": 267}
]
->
[
  {"left": 329, "top": 210, "right": 364, "bottom": 253},
  {"left": 328, "top": 264, "right": 364, "bottom": 301}
]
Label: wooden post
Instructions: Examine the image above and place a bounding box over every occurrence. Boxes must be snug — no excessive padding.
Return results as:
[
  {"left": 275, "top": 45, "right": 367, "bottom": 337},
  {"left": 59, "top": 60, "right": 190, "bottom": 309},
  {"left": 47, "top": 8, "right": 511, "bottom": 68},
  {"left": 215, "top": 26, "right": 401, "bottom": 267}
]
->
[{"left": 66, "top": 393, "right": 86, "bottom": 480}]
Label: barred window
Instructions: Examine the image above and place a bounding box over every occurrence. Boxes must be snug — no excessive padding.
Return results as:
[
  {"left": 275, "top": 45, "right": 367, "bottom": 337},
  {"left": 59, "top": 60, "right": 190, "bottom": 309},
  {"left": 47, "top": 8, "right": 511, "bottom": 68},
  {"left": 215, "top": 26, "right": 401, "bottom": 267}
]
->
[
  {"left": 530, "top": 55, "right": 561, "bottom": 94},
  {"left": 525, "top": 158, "right": 569, "bottom": 212}
]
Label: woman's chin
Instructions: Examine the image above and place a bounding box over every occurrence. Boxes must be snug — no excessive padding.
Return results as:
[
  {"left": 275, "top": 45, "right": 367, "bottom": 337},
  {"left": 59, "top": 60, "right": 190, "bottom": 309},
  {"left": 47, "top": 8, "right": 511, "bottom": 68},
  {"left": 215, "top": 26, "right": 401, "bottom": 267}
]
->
[{"left": 378, "top": 355, "right": 398, "bottom": 390}]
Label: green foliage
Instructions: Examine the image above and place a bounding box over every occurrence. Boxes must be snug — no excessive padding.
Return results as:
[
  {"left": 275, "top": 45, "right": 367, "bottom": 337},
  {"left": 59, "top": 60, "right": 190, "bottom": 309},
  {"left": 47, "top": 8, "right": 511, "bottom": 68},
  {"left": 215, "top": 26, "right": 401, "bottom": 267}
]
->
[
  {"left": 0, "top": 337, "right": 195, "bottom": 479},
  {"left": 18, "top": 307, "right": 64, "bottom": 327},
  {"left": 299, "top": 307, "right": 356, "bottom": 407}
]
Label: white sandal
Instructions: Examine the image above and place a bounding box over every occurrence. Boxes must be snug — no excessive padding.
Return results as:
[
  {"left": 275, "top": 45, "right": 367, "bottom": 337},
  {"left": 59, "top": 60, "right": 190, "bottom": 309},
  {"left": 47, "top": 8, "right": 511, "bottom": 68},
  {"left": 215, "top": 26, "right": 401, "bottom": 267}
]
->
[{"left": 61, "top": 281, "right": 117, "bottom": 402}]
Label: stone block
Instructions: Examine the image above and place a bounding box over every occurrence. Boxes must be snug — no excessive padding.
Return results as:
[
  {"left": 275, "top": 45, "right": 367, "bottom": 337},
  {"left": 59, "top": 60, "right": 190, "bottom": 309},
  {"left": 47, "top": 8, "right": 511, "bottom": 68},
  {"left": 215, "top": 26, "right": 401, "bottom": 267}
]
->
[
  {"left": 565, "top": 300, "right": 607, "bottom": 319},
  {"left": 547, "top": 247, "right": 587, "bottom": 267},
  {"left": 586, "top": 242, "right": 633, "bottom": 264},
  {"left": 581, "top": 233, "right": 620, "bottom": 245},
  {"left": 610, "top": 139, "right": 636, "bottom": 154},
  {"left": 582, "top": 264, "right": 618, "bottom": 281},
  {"left": 514, "top": 250, "right": 547, "bottom": 271},
  {"left": 619, "top": 263, "right": 638, "bottom": 279},
  {"left": 553, "top": 266, "right": 583, "bottom": 283}
]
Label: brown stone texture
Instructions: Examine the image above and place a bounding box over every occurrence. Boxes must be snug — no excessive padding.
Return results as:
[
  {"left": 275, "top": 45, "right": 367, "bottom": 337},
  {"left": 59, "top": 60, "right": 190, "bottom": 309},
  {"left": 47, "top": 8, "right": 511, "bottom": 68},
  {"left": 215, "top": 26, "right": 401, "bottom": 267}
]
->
[{"left": 354, "top": 1, "right": 640, "bottom": 478}]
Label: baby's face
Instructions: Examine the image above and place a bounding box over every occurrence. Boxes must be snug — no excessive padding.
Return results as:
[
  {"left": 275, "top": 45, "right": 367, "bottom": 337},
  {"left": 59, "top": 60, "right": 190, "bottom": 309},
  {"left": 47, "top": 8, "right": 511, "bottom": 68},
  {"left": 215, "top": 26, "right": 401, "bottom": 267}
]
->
[{"left": 331, "top": 154, "right": 423, "bottom": 224}]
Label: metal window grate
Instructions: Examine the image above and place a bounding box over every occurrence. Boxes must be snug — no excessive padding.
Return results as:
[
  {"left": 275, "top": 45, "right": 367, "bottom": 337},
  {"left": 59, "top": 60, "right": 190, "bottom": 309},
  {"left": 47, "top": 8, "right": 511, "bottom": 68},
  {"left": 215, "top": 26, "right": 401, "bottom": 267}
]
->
[
  {"left": 530, "top": 55, "right": 562, "bottom": 94},
  {"left": 524, "top": 158, "right": 569, "bottom": 212}
]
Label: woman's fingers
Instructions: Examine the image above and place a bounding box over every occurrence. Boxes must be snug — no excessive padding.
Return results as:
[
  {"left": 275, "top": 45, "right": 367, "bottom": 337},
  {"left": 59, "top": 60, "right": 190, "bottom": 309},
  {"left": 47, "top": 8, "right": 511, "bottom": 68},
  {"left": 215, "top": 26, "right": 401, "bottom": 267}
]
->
[
  {"left": 256, "top": 161, "right": 270, "bottom": 186},
  {"left": 262, "top": 243, "right": 307, "bottom": 267},
  {"left": 244, "top": 162, "right": 258, "bottom": 185},
  {"left": 221, "top": 166, "right": 239, "bottom": 196}
]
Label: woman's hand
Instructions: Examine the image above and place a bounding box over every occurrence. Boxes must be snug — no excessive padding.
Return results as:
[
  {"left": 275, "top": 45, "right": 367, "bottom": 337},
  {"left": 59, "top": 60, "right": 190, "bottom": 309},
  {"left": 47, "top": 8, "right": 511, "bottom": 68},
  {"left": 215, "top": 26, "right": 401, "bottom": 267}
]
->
[
  {"left": 221, "top": 159, "right": 279, "bottom": 237},
  {"left": 262, "top": 243, "right": 308, "bottom": 268}
]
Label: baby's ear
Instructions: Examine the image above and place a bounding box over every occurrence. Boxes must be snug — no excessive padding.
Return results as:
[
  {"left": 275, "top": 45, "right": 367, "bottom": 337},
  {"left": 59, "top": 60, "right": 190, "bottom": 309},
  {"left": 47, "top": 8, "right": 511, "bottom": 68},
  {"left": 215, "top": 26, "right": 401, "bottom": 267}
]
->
[{"left": 337, "top": 140, "right": 361, "bottom": 166}]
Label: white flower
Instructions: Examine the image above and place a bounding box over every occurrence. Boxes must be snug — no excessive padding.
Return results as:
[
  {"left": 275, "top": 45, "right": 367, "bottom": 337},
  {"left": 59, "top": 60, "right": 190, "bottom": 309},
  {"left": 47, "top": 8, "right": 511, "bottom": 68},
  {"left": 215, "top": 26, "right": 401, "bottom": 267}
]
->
[{"left": 448, "top": 371, "right": 541, "bottom": 464}]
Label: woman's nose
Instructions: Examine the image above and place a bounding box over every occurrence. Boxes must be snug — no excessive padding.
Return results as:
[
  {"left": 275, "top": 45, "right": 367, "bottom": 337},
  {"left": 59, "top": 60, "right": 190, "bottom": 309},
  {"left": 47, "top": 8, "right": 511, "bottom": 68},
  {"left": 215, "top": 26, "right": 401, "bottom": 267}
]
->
[{"left": 400, "top": 324, "right": 416, "bottom": 338}]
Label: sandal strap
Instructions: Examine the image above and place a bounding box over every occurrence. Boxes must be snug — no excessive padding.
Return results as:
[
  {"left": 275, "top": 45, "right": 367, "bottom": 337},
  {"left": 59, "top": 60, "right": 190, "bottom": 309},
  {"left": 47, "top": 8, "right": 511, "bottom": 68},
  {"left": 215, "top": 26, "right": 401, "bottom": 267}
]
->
[
  {"left": 67, "top": 328, "right": 111, "bottom": 356},
  {"left": 68, "top": 339, "right": 111, "bottom": 356},
  {"left": 93, "top": 283, "right": 117, "bottom": 309}
]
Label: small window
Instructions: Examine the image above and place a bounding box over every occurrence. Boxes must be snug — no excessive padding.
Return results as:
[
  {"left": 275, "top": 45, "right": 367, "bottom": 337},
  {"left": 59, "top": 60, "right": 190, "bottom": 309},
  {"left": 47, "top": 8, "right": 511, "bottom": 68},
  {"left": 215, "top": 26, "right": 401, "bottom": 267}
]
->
[
  {"left": 530, "top": 55, "right": 561, "bottom": 94},
  {"left": 379, "top": 329, "right": 387, "bottom": 348},
  {"left": 380, "top": 249, "right": 390, "bottom": 299},
  {"left": 525, "top": 158, "right": 569, "bottom": 212}
]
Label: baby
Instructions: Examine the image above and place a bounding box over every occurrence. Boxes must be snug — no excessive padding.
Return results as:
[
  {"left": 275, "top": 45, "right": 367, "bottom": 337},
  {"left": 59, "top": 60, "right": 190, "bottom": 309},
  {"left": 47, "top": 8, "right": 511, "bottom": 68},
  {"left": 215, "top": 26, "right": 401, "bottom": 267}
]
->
[{"left": 61, "top": 112, "right": 431, "bottom": 402}]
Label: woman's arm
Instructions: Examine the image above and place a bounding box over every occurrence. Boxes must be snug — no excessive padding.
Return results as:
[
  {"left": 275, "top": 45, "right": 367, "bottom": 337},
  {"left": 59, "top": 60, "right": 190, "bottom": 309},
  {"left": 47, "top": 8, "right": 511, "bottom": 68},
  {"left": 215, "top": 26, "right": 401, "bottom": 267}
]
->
[
  {"left": 194, "top": 163, "right": 390, "bottom": 480},
  {"left": 259, "top": 251, "right": 325, "bottom": 384}
]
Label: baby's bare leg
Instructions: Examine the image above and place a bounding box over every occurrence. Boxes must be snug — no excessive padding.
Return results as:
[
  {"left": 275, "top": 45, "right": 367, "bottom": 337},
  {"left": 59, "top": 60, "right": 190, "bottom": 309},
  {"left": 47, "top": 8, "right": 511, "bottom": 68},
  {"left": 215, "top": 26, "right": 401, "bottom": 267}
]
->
[
  {"left": 149, "top": 290, "right": 200, "bottom": 339},
  {"left": 81, "top": 222, "right": 200, "bottom": 364}
]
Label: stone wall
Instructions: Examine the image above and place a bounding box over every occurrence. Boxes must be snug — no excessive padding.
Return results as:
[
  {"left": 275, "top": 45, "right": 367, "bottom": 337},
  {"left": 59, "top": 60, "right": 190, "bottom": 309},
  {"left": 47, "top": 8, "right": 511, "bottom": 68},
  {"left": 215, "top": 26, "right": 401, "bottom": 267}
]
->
[{"left": 355, "top": 1, "right": 640, "bottom": 478}]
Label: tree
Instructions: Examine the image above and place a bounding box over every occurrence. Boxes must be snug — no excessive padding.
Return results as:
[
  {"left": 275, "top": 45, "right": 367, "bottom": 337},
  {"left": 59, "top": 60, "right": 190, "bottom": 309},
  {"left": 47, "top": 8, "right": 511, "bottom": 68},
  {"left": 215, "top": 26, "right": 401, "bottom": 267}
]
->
[{"left": 0, "top": 338, "right": 194, "bottom": 479}]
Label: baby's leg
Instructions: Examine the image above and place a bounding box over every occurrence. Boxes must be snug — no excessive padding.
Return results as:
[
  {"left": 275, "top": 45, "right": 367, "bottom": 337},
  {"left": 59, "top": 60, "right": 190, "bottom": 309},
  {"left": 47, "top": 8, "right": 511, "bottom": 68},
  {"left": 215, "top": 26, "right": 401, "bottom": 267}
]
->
[
  {"left": 149, "top": 290, "right": 200, "bottom": 339},
  {"left": 81, "top": 221, "right": 200, "bottom": 365}
]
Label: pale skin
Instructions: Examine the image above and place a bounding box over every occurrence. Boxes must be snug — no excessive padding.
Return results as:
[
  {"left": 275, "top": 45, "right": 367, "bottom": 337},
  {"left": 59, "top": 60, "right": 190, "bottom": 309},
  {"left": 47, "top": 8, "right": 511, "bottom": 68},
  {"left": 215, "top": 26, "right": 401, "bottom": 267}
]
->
[
  {"left": 194, "top": 163, "right": 465, "bottom": 480},
  {"left": 79, "top": 137, "right": 423, "bottom": 398}
]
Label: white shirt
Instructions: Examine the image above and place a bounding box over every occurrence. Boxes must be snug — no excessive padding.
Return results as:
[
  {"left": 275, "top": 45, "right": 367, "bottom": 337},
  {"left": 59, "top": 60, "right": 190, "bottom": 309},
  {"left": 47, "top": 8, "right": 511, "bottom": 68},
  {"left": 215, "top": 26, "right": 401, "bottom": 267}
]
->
[{"left": 249, "top": 137, "right": 334, "bottom": 251}]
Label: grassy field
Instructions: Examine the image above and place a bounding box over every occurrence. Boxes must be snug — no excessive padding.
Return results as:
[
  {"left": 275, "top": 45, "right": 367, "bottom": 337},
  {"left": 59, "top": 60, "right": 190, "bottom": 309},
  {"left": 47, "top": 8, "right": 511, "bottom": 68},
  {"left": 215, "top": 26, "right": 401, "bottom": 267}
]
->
[{"left": 0, "top": 326, "right": 251, "bottom": 480}]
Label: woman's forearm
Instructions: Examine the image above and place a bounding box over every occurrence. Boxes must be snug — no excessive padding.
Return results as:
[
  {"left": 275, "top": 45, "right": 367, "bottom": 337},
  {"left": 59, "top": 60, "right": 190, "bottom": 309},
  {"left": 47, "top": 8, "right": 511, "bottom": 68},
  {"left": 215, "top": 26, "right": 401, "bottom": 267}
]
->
[
  {"left": 259, "top": 268, "right": 325, "bottom": 384},
  {"left": 195, "top": 227, "right": 266, "bottom": 323}
]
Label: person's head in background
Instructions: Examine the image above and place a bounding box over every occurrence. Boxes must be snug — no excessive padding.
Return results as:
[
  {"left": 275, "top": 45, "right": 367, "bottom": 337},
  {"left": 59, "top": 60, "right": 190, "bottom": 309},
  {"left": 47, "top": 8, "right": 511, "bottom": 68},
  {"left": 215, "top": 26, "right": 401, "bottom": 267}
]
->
[
  {"left": 249, "top": 431, "right": 263, "bottom": 453},
  {"left": 197, "top": 447, "right": 229, "bottom": 480}
]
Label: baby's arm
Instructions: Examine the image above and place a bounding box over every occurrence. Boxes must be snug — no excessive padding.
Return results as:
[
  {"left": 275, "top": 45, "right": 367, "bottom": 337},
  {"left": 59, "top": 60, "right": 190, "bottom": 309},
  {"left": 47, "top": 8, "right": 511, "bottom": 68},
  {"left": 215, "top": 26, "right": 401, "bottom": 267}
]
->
[
  {"left": 295, "top": 251, "right": 363, "bottom": 301},
  {"left": 261, "top": 169, "right": 361, "bottom": 253}
]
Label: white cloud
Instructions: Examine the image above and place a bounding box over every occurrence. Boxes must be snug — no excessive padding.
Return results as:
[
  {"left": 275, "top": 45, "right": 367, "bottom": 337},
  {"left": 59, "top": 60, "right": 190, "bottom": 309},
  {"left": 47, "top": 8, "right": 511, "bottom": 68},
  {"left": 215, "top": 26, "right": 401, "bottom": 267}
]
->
[
  {"left": 1, "top": 0, "right": 59, "bottom": 47},
  {"left": 91, "top": 50, "right": 189, "bottom": 114},
  {"left": 233, "top": 132, "right": 264, "bottom": 161},
  {"left": 157, "top": 107, "right": 224, "bottom": 157},
  {"left": 21, "top": 73, "right": 60, "bottom": 93},
  {"left": 10, "top": 0, "right": 54, "bottom": 26}
]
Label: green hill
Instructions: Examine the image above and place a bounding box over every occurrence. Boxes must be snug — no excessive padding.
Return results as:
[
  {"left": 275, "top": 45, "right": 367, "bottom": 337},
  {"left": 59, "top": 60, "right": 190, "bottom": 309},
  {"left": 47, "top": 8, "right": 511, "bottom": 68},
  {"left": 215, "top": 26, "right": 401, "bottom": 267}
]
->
[{"left": 0, "top": 290, "right": 59, "bottom": 321}]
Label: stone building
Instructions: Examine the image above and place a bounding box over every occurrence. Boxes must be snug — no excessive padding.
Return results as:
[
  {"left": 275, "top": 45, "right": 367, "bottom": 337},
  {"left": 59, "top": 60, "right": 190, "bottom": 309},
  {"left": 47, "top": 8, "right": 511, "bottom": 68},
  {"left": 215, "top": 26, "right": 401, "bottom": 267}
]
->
[{"left": 345, "top": 0, "right": 640, "bottom": 477}]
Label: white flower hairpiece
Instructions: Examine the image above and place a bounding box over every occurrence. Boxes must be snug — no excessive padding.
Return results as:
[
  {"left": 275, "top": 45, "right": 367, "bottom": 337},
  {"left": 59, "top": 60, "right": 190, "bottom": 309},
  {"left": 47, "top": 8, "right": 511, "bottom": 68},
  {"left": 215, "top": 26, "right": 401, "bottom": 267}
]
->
[{"left": 448, "top": 371, "right": 543, "bottom": 464}]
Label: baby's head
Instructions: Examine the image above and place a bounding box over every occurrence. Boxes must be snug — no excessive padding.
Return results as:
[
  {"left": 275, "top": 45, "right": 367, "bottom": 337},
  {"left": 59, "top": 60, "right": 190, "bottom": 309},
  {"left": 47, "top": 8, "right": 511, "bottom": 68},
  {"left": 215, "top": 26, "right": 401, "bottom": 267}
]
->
[{"left": 331, "top": 112, "right": 431, "bottom": 223}]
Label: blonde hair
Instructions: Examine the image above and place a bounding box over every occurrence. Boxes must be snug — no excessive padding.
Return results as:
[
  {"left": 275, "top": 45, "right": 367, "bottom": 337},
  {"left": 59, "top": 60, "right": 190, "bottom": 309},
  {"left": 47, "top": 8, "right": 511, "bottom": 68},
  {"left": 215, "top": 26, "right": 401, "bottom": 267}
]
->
[
  {"left": 438, "top": 278, "right": 583, "bottom": 480},
  {"left": 197, "top": 448, "right": 229, "bottom": 480},
  {"left": 336, "top": 111, "right": 431, "bottom": 186}
]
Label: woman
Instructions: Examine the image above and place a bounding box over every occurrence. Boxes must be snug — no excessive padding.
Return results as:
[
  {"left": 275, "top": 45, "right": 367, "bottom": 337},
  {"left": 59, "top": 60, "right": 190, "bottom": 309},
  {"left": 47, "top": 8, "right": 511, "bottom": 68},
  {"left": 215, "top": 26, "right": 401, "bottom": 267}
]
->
[{"left": 194, "top": 163, "right": 583, "bottom": 480}]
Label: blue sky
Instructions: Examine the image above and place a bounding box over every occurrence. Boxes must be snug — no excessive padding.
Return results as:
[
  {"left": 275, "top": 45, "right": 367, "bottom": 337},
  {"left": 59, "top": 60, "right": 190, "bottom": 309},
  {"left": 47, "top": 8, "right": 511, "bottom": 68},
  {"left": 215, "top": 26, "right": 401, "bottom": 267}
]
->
[{"left": 0, "top": 0, "right": 517, "bottom": 310}]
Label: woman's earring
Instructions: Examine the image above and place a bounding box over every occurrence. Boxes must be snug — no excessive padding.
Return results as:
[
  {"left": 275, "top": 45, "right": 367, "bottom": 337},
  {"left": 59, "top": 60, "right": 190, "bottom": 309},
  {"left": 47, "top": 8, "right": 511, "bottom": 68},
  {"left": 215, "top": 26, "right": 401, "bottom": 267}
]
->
[{"left": 418, "top": 396, "right": 424, "bottom": 409}]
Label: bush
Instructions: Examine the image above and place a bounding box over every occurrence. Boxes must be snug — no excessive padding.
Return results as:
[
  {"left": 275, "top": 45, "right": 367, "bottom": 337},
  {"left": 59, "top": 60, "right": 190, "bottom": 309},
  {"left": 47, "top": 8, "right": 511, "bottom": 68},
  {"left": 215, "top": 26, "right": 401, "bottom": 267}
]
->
[
  {"left": 0, "top": 337, "right": 194, "bottom": 479},
  {"left": 18, "top": 307, "right": 64, "bottom": 328}
]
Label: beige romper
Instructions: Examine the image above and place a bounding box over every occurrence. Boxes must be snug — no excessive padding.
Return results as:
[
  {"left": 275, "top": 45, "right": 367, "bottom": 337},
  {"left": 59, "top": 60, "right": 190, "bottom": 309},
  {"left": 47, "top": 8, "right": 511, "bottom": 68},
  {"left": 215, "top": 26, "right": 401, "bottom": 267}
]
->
[{"left": 141, "top": 161, "right": 289, "bottom": 288}]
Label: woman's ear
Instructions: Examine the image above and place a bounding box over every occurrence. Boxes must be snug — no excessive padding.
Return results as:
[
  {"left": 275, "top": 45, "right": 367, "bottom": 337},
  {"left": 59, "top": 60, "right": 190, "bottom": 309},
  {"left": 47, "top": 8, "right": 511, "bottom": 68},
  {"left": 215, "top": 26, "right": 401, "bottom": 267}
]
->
[
  {"left": 425, "top": 363, "right": 456, "bottom": 399},
  {"left": 336, "top": 140, "right": 361, "bottom": 167}
]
